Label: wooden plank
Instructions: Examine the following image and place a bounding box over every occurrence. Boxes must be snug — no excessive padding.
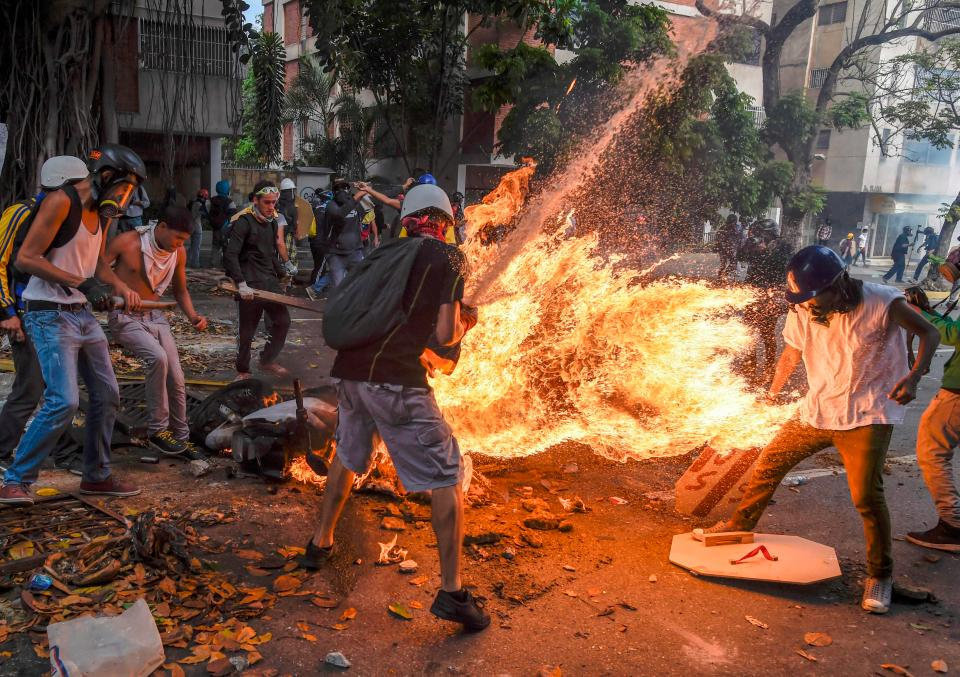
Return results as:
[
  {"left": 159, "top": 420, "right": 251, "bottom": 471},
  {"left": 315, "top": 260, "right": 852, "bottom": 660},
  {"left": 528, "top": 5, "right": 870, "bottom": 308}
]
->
[
  {"left": 703, "top": 531, "right": 754, "bottom": 547},
  {"left": 217, "top": 279, "right": 324, "bottom": 314}
]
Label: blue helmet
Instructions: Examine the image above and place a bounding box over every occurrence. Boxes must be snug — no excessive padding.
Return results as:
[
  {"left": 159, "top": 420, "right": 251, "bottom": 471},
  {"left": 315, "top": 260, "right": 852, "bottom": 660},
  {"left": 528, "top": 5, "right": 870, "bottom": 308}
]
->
[
  {"left": 215, "top": 179, "right": 231, "bottom": 197},
  {"left": 785, "top": 245, "right": 846, "bottom": 304},
  {"left": 416, "top": 173, "right": 437, "bottom": 186}
]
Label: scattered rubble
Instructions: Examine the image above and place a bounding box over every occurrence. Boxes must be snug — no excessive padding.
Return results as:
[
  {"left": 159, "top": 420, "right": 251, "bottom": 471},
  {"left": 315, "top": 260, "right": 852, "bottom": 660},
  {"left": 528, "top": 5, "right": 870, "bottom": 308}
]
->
[{"left": 324, "top": 651, "right": 351, "bottom": 669}]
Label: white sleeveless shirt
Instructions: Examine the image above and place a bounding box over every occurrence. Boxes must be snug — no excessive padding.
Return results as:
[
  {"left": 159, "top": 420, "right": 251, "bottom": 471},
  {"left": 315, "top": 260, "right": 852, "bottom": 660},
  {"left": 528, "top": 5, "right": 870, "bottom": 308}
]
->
[{"left": 22, "top": 222, "right": 103, "bottom": 305}]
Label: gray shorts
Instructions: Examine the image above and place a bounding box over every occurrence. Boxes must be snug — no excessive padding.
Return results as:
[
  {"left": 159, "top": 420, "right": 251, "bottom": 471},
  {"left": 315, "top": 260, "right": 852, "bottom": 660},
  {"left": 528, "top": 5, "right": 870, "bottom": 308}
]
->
[{"left": 335, "top": 379, "right": 462, "bottom": 492}]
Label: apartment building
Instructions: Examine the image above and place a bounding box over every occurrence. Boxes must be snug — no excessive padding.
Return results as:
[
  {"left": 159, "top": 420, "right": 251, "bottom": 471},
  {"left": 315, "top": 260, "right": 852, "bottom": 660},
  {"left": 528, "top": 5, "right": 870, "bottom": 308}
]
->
[
  {"left": 775, "top": 0, "right": 960, "bottom": 253},
  {"left": 263, "top": 0, "right": 771, "bottom": 195},
  {"left": 110, "top": 0, "right": 239, "bottom": 201}
]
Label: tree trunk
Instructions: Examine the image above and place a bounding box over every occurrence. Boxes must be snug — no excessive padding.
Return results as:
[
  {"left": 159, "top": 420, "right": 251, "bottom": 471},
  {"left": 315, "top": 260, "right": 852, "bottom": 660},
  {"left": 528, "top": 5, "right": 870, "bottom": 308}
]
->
[
  {"left": 922, "top": 188, "right": 960, "bottom": 289},
  {"left": 100, "top": 18, "right": 118, "bottom": 144}
]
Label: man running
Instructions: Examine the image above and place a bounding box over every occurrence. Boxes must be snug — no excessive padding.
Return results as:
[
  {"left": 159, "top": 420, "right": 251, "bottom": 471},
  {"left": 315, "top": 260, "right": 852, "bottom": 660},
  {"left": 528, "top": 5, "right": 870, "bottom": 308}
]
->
[
  {"left": 0, "top": 144, "right": 147, "bottom": 504},
  {"left": 104, "top": 205, "right": 207, "bottom": 455},
  {"left": 303, "top": 184, "right": 488, "bottom": 633},
  {"left": 700, "top": 245, "right": 939, "bottom": 614}
]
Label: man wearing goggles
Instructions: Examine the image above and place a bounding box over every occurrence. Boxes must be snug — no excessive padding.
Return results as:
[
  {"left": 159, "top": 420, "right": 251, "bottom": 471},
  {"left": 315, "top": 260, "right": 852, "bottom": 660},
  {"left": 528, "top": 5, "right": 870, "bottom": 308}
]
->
[
  {"left": 224, "top": 180, "right": 291, "bottom": 379},
  {"left": 0, "top": 144, "right": 147, "bottom": 505}
]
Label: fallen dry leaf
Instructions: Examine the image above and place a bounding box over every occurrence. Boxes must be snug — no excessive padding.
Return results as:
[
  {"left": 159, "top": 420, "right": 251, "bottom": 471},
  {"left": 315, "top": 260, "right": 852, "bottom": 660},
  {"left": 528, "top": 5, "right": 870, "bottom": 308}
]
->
[
  {"left": 163, "top": 663, "right": 186, "bottom": 677},
  {"left": 881, "top": 664, "right": 916, "bottom": 677},
  {"left": 933, "top": 660, "right": 949, "bottom": 674},
  {"left": 330, "top": 623, "right": 349, "bottom": 631},
  {"left": 8, "top": 541, "right": 34, "bottom": 560},
  {"left": 236, "top": 549, "right": 264, "bottom": 561},
  {"left": 301, "top": 633, "right": 318, "bottom": 642},
  {"left": 340, "top": 608, "right": 357, "bottom": 621},
  {"left": 245, "top": 566, "right": 271, "bottom": 577},
  {"left": 795, "top": 649, "right": 818, "bottom": 662},
  {"left": 277, "top": 546, "right": 305, "bottom": 559},
  {"left": 206, "top": 657, "right": 234, "bottom": 676},
  {"left": 804, "top": 632, "right": 832, "bottom": 647},
  {"left": 409, "top": 575, "right": 428, "bottom": 586},
  {"left": 158, "top": 578, "right": 178, "bottom": 596},
  {"left": 296, "top": 621, "right": 310, "bottom": 632},
  {"left": 272, "top": 575, "right": 301, "bottom": 593},
  {"left": 247, "top": 650, "right": 263, "bottom": 666},
  {"left": 388, "top": 602, "right": 413, "bottom": 620},
  {"left": 35, "top": 487, "right": 60, "bottom": 497},
  {"left": 563, "top": 590, "right": 578, "bottom": 598},
  {"left": 745, "top": 616, "right": 768, "bottom": 629},
  {"left": 311, "top": 596, "right": 339, "bottom": 608},
  {"left": 409, "top": 601, "right": 423, "bottom": 610}
]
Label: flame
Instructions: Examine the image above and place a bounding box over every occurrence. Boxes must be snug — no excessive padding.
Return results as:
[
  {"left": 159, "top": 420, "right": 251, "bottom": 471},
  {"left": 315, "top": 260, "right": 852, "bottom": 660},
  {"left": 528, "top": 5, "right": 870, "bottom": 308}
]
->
[
  {"left": 288, "top": 457, "right": 327, "bottom": 488},
  {"left": 434, "top": 166, "right": 795, "bottom": 462},
  {"left": 262, "top": 392, "right": 280, "bottom": 407}
]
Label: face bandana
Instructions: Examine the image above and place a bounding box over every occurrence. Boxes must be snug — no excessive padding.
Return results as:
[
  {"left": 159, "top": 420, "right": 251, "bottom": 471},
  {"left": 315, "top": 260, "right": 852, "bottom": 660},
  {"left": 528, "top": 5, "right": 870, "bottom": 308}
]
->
[{"left": 402, "top": 214, "right": 447, "bottom": 240}]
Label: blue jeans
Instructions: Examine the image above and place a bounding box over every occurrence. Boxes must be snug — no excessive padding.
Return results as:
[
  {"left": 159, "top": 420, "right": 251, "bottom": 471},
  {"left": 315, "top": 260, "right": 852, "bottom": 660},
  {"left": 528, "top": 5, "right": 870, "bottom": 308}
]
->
[
  {"left": 327, "top": 249, "right": 365, "bottom": 287},
  {"left": 883, "top": 254, "right": 906, "bottom": 282},
  {"left": 4, "top": 310, "right": 119, "bottom": 485},
  {"left": 914, "top": 253, "right": 931, "bottom": 280},
  {"left": 188, "top": 221, "right": 203, "bottom": 267}
]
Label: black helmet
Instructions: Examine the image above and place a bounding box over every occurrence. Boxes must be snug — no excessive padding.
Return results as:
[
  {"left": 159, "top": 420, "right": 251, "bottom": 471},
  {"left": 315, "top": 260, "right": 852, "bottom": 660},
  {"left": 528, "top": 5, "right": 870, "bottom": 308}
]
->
[
  {"left": 88, "top": 143, "right": 146, "bottom": 182},
  {"left": 751, "top": 218, "right": 780, "bottom": 239},
  {"left": 785, "top": 245, "right": 846, "bottom": 304},
  {"left": 903, "top": 225, "right": 913, "bottom": 235},
  {"left": 924, "top": 226, "right": 936, "bottom": 235}
]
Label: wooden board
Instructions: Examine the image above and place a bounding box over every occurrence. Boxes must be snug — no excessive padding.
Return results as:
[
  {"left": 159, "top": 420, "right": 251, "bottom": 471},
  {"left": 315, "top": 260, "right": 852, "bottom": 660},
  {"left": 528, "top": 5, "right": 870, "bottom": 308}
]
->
[
  {"left": 674, "top": 446, "right": 762, "bottom": 521},
  {"left": 703, "top": 531, "right": 754, "bottom": 547},
  {"left": 670, "top": 533, "right": 841, "bottom": 585},
  {"left": 217, "top": 280, "right": 324, "bottom": 313}
]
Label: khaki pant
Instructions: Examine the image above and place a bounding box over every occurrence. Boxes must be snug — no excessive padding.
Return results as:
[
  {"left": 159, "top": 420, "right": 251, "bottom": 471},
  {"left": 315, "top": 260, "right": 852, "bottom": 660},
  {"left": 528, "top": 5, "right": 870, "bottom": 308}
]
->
[
  {"left": 729, "top": 418, "right": 894, "bottom": 578},
  {"left": 916, "top": 389, "right": 960, "bottom": 529}
]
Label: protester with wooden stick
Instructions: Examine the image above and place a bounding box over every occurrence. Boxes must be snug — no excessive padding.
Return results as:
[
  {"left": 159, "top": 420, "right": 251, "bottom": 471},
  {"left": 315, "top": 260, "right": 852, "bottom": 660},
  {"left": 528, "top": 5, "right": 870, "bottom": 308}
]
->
[
  {"left": 223, "top": 180, "right": 290, "bottom": 380},
  {"left": 104, "top": 205, "right": 207, "bottom": 456}
]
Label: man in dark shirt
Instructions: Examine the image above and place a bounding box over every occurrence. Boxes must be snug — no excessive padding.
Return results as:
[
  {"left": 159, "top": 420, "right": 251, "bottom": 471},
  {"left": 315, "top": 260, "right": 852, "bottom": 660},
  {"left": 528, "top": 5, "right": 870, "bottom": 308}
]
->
[
  {"left": 737, "top": 219, "right": 795, "bottom": 385},
  {"left": 883, "top": 226, "right": 913, "bottom": 283},
  {"left": 224, "top": 180, "right": 290, "bottom": 379},
  {"left": 324, "top": 177, "right": 366, "bottom": 287},
  {"left": 913, "top": 226, "right": 939, "bottom": 281},
  {"left": 303, "top": 184, "right": 488, "bottom": 633}
]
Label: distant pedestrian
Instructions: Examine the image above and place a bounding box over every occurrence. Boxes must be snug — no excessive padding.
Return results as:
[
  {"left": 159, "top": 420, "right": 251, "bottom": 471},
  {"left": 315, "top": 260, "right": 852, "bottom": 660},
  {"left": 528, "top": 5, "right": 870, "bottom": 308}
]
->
[
  {"left": 913, "top": 226, "right": 939, "bottom": 281},
  {"left": 855, "top": 228, "right": 869, "bottom": 266},
  {"left": 883, "top": 226, "right": 913, "bottom": 283},
  {"left": 324, "top": 177, "right": 367, "bottom": 287},
  {"left": 208, "top": 180, "right": 237, "bottom": 268},
  {"left": 187, "top": 189, "right": 208, "bottom": 268},
  {"left": 816, "top": 220, "right": 832, "bottom": 247},
  {"left": 715, "top": 213, "right": 743, "bottom": 281},
  {"left": 839, "top": 233, "right": 855, "bottom": 267},
  {"left": 118, "top": 184, "right": 150, "bottom": 234}
]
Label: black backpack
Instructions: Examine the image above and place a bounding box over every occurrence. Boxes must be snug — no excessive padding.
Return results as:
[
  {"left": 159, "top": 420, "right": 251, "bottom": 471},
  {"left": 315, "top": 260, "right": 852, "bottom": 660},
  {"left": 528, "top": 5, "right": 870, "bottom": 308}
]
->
[
  {"left": 322, "top": 237, "right": 425, "bottom": 350},
  {"left": 9, "top": 184, "right": 84, "bottom": 299}
]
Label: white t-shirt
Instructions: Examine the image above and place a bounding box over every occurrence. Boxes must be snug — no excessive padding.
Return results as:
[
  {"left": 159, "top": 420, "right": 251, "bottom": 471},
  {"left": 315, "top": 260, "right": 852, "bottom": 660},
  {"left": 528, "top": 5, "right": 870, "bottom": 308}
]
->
[{"left": 783, "top": 282, "right": 908, "bottom": 430}]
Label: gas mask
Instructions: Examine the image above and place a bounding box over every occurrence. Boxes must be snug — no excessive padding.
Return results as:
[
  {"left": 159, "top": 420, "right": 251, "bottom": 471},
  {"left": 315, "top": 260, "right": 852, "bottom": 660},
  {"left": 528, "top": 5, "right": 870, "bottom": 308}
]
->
[{"left": 92, "top": 170, "right": 141, "bottom": 219}]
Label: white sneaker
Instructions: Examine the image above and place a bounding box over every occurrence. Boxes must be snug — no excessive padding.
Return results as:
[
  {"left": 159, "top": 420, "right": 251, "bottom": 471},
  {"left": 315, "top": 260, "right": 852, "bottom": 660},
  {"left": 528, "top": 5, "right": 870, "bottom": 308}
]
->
[
  {"left": 861, "top": 576, "right": 892, "bottom": 614},
  {"left": 692, "top": 521, "right": 735, "bottom": 541}
]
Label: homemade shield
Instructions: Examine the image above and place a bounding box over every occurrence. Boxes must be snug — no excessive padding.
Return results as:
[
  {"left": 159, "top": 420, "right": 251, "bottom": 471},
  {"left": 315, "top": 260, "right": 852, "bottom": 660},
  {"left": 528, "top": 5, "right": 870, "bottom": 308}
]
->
[{"left": 669, "top": 532, "right": 841, "bottom": 585}]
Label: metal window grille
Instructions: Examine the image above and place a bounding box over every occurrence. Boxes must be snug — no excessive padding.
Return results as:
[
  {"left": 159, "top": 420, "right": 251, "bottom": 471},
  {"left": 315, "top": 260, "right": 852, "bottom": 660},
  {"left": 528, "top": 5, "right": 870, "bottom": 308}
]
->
[
  {"left": 925, "top": 7, "right": 960, "bottom": 32},
  {"left": 139, "top": 18, "right": 233, "bottom": 77},
  {"left": 818, "top": 1, "right": 847, "bottom": 25},
  {"left": 748, "top": 105, "right": 766, "bottom": 126},
  {"left": 816, "top": 129, "right": 832, "bottom": 149},
  {"left": 810, "top": 68, "right": 830, "bottom": 88}
]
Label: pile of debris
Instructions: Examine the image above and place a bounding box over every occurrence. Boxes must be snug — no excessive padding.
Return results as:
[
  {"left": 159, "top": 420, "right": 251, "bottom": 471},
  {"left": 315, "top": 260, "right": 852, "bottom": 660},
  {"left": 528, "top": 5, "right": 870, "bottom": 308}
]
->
[{"left": 0, "top": 502, "right": 289, "bottom": 668}]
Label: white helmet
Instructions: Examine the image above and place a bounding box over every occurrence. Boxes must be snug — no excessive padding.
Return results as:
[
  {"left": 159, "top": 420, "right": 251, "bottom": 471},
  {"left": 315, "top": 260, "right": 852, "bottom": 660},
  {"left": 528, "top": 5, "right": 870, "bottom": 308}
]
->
[
  {"left": 279, "top": 177, "right": 296, "bottom": 191},
  {"left": 400, "top": 184, "right": 452, "bottom": 220},
  {"left": 40, "top": 155, "right": 89, "bottom": 190}
]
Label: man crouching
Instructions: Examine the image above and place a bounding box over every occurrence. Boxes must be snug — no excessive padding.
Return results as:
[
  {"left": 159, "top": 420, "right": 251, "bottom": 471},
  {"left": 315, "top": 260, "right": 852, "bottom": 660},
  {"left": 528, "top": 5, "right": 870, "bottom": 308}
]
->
[
  {"left": 104, "top": 206, "right": 207, "bottom": 455},
  {"left": 303, "top": 184, "right": 488, "bottom": 632}
]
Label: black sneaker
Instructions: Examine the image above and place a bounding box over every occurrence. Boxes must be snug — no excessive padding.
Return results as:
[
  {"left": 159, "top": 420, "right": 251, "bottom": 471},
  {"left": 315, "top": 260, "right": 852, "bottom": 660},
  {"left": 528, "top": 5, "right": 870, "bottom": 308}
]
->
[
  {"left": 906, "top": 520, "right": 960, "bottom": 553},
  {"left": 298, "top": 540, "right": 334, "bottom": 570},
  {"left": 430, "top": 588, "right": 490, "bottom": 632},
  {"left": 148, "top": 430, "right": 187, "bottom": 456}
]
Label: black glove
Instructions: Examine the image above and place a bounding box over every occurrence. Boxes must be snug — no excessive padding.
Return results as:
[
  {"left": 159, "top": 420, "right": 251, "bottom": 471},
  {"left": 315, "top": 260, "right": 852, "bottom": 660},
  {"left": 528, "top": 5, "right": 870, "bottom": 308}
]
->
[{"left": 77, "top": 278, "right": 115, "bottom": 311}]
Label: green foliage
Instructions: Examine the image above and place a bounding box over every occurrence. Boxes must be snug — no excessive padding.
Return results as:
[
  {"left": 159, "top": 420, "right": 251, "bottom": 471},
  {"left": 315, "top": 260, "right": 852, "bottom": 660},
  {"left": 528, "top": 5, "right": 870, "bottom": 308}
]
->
[
  {"left": 302, "top": 0, "right": 565, "bottom": 169},
  {"left": 762, "top": 91, "right": 819, "bottom": 162},
  {"left": 250, "top": 31, "right": 286, "bottom": 164},
  {"left": 829, "top": 92, "right": 870, "bottom": 130},
  {"left": 472, "top": 0, "right": 673, "bottom": 172},
  {"left": 645, "top": 54, "right": 791, "bottom": 221},
  {"left": 786, "top": 185, "right": 827, "bottom": 215}
]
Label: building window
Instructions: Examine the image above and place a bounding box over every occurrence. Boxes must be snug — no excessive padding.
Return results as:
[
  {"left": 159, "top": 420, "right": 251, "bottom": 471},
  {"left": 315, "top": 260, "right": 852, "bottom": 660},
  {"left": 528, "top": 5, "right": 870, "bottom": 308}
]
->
[
  {"left": 810, "top": 68, "right": 829, "bottom": 88},
  {"left": 926, "top": 7, "right": 960, "bottom": 32},
  {"left": 904, "top": 134, "right": 953, "bottom": 164},
  {"left": 880, "top": 128, "right": 893, "bottom": 155},
  {"left": 140, "top": 18, "right": 232, "bottom": 77},
  {"left": 818, "top": 2, "right": 847, "bottom": 25},
  {"left": 816, "top": 129, "right": 832, "bottom": 149},
  {"left": 748, "top": 105, "right": 766, "bottom": 126}
]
